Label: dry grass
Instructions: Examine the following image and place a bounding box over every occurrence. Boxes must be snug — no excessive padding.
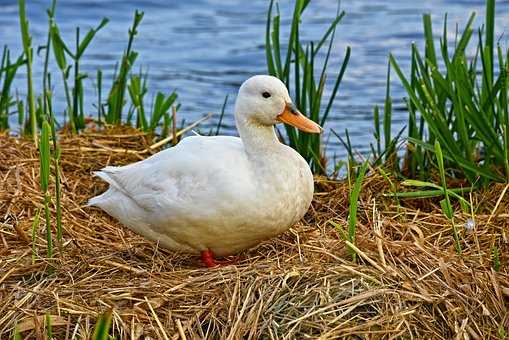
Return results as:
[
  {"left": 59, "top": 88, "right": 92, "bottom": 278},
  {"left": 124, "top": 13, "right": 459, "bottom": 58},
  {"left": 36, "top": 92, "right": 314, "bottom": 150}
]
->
[{"left": 0, "top": 128, "right": 508, "bottom": 339}]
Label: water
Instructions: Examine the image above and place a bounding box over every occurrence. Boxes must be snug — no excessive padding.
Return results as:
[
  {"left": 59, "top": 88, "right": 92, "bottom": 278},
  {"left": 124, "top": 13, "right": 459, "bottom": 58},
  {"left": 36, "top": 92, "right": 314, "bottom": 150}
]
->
[{"left": 1, "top": 0, "right": 508, "bottom": 160}]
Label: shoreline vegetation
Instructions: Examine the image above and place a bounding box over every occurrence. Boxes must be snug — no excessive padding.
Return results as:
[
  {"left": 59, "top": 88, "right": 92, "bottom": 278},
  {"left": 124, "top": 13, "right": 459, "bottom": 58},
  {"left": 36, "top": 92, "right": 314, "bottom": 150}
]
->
[{"left": 0, "top": 0, "right": 507, "bottom": 338}]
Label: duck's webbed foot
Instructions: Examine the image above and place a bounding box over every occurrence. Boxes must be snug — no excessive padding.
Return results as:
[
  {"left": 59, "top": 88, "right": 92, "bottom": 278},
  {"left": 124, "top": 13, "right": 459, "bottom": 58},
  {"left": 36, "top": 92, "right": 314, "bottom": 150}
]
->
[{"left": 200, "top": 249, "right": 238, "bottom": 268}]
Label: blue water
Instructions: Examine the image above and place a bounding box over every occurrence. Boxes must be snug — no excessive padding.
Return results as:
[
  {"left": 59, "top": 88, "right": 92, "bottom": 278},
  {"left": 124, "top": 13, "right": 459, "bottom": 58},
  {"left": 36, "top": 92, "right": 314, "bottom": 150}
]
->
[{"left": 1, "top": 0, "right": 508, "bottom": 159}]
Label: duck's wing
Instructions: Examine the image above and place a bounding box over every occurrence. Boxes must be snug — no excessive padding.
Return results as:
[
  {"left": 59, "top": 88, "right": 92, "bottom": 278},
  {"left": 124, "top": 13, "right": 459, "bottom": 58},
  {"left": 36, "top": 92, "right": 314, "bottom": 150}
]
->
[{"left": 89, "top": 135, "right": 253, "bottom": 215}]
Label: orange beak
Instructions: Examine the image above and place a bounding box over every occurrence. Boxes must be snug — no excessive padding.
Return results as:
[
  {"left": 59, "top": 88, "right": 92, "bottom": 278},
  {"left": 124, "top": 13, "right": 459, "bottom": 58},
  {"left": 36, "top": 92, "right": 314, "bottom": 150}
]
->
[{"left": 277, "top": 102, "right": 322, "bottom": 134}]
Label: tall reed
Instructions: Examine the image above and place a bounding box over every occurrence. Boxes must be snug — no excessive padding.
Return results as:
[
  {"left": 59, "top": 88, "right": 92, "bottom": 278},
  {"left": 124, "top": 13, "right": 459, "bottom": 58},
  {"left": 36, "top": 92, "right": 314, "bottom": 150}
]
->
[
  {"left": 43, "top": 0, "right": 63, "bottom": 243},
  {"left": 329, "top": 161, "right": 368, "bottom": 262},
  {"left": 387, "top": 0, "right": 508, "bottom": 184},
  {"left": 39, "top": 120, "right": 53, "bottom": 258},
  {"left": 18, "top": 0, "right": 37, "bottom": 143},
  {"left": 50, "top": 15, "right": 108, "bottom": 132},
  {"left": 127, "top": 71, "right": 148, "bottom": 129},
  {"left": 435, "top": 141, "right": 462, "bottom": 253},
  {"left": 346, "top": 161, "right": 368, "bottom": 261},
  {"left": 265, "top": 0, "right": 350, "bottom": 174},
  {"left": 370, "top": 62, "right": 405, "bottom": 168},
  {"left": 0, "top": 47, "right": 24, "bottom": 130},
  {"left": 106, "top": 10, "right": 144, "bottom": 125}
]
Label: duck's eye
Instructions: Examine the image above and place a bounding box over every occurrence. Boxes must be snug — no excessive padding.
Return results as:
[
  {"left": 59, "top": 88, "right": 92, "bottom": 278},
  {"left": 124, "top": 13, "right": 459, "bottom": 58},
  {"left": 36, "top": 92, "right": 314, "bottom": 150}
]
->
[{"left": 262, "top": 91, "right": 271, "bottom": 98}]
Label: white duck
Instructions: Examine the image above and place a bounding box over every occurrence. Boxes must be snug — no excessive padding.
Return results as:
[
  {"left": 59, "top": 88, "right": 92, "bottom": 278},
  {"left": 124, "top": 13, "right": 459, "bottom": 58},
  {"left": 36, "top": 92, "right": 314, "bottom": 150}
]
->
[{"left": 88, "top": 75, "right": 322, "bottom": 267}]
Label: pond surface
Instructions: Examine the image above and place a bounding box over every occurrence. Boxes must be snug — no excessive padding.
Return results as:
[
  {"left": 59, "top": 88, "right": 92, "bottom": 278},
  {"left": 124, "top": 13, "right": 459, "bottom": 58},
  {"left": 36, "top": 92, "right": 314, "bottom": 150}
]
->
[{"left": 1, "top": 0, "right": 508, "bottom": 160}]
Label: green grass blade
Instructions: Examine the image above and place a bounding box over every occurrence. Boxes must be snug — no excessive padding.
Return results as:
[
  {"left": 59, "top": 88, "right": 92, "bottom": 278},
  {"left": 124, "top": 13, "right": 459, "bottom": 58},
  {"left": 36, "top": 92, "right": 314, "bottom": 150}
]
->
[
  {"left": 92, "top": 310, "right": 113, "bottom": 340},
  {"left": 31, "top": 208, "right": 40, "bottom": 263},
  {"left": 265, "top": 0, "right": 276, "bottom": 76},
  {"left": 423, "top": 14, "right": 437, "bottom": 67},
  {"left": 46, "top": 313, "right": 53, "bottom": 340},
  {"left": 347, "top": 161, "right": 368, "bottom": 262},
  {"left": 435, "top": 141, "right": 461, "bottom": 253},
  {"left": 383, "top": 60, "right": 392, "bottom": 156},
  {"left": 321, "top": 46, "right": 350, "bottom": 126},
  {"left": 214, "top": 95, "right": 228, "bottom": 136},
  {"left": 387, "top": 187, "right": 472, "bottom": 199},
  {"left": 39, "top": 120, "right": 53, "bottom": 258},
  {"left": 314, "top": 10, "right": 345, "bottom": 55},
  {"left": 484, "top": 0, "right": 495, "bottom": 84},
  {"left": 77, "top": 18, "right": 109, "bottom": 58},
  {"left": 18, "top": 0, "right": 37, "bottom": 143}
]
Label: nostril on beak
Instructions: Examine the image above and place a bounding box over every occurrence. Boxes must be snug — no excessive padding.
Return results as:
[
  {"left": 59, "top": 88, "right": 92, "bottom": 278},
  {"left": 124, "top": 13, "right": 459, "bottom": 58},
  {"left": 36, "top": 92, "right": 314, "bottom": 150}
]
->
[{"left": 288, "top": 103, "right": 299, "bottom": 115}]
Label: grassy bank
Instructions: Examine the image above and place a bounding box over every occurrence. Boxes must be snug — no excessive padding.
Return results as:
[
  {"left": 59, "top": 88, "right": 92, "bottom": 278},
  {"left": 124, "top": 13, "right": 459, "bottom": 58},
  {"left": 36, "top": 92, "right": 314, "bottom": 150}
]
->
[
  {"left": 375, "top": 0, "right": 508, "bottom": 185},
  {"left": 0, "top": 129, "right": 508, "bottom": 338}
]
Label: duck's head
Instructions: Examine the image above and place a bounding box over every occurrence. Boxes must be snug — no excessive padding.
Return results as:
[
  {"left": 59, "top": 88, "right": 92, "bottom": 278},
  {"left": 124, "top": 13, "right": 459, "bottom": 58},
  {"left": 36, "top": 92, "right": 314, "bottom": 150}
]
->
[{"left": 235, "top": 75, "right": 322, "bottom": 133}]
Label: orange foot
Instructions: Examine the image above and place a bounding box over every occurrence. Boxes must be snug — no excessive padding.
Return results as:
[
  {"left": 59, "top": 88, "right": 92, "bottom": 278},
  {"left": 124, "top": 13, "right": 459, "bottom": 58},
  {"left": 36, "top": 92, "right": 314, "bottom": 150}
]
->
[{"left": 200, "top": 249, "right": 238, "bottom": 268}]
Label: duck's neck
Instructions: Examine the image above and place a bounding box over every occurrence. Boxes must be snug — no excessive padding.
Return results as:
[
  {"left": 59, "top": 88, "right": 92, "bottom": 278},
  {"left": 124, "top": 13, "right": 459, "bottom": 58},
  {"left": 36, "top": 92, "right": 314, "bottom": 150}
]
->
[{"left": 235, "top": 115, "right": 280, "bottom": 156}]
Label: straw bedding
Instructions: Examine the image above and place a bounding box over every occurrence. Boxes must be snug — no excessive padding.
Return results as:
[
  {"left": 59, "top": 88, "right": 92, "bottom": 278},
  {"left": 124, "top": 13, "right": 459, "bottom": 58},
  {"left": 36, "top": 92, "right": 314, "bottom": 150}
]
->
[{"left": 0, "top": 128, "right": 508, "bottom": 339}]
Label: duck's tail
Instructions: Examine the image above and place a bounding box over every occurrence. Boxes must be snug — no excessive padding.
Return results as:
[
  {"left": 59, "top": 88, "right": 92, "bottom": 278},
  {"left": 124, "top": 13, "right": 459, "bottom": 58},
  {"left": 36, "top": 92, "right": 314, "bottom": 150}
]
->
[
  {"left": 86, "top": 166, "right": 122, "bottom": 207},
  {"left": 86, "top": 189, "right": 110, "bottom": 207}
]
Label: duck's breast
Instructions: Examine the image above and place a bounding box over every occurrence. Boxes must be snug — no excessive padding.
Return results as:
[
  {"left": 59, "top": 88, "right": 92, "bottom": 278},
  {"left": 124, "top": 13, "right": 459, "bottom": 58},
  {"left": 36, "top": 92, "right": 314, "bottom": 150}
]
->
[{"left": 251, "top": 146, "right": 314, "bottom": 231}]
